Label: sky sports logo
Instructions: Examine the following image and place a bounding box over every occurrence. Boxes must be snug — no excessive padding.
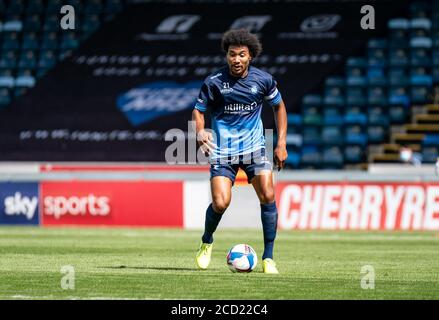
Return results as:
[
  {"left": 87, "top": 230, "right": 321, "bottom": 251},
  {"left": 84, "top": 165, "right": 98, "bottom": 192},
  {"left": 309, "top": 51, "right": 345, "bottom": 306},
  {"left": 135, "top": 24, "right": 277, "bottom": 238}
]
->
[
  {"left": 0, "top": 183, "right": 39, "bottom": 225},
  {"left": 43, "top": 195, "right": 110, "bottom": 220}
]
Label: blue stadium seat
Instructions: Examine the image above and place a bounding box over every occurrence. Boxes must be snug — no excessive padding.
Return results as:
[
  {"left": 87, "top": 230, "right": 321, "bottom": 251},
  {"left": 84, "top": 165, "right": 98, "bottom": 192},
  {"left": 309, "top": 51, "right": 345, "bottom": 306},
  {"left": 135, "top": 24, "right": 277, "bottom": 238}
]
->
[
  {"left": 367, "top": 125, "right": 386, "bottom": 144},
  {"left": 0, "top": 75, "right": 15, "bottom": 88},
  {"left": 19, "top": 50, "right": 38, "bottom": 69},
  {"left": 421, "top": 146, "right": 438, "bottom": 163},
  {"left": 38, "top": 50, "right": 57, "bottom": 69},
  {"left": 411, "top": 48, "right": 431, "bottom": 66},
  {"left": 302, "top": 94, "right": 322, "bottom": 107},
  {"left": 42, "top": 15, "right": 59, "bottom": 32},
  {"left": 22, "top": 32, "right": 39, "bottom": 50},
  {"left": 346, "top": 57, "right": 367, "bottom": 68},
  {"left": 322, "top": 146, "right": 344, "bottom": 168},
  {"left": 24, "top": 14, "right": 42, "bottom": 31},
  {"left": 389, "top": 105, "right": 407, "bottom": 123},
  {"left": 15, "top": 75, "right": 36, "bottom": 88},
  {"left": 1, "top": 32, "right": 20, "bottom": 50},
  {"left": 82, "top": 14, "right": 101, "bottom": 33},
  {"left": 60, "top": 33, "right": 80, "bottom": 50},
  {"left": 410, "top": 74, "right": 433, "bottom": 86},
  {"left": 40, "top": 32, "right": 58, "bottom": 50},
  {"left": 303, "top": 106, "right": 322, "bottom": 125},
  {"left": 368, "top": 38, "right": 388, "bottom": 49},
  {"left": 26, "top": 0, "right": 44, "bottom": 14},
  {"left": 285, "top": 149, "right": 300, "bottom": 168},
  {"left": 300, "top": 145, "right": 322, "bottom": 168},
  {"left": 344, "top": 145, "right": 364, "bottom": 163},
  {"left": 323, "top": 114, "right": 344, "bottom": 126},
  {"left": 0, "top": 88, "right": 11, "bottom": 107},
  {"left": 368, "top": 49, "right": 387, "bottom": 67},
  {"left": 345, "top": 125, "right": 368, "bottom": 146},
  {"left": 411, "top": 86, "right": 431, "bottom": 103},
  {"left": 346, "top": 75, "right": 367, "bottom": 87},
  {"left": 322, "top": 126, "right": 343, "bottom": 145},
  {"left": 302, "top": 126, "right": 321, "bottom": 145},
  {"left": 388, "top": 18, "right": 409, "bottom": 30},
  {"left": 368, "top": 87, "right": 387, "bottom": 105},
  {"left": 410, "top": 18, "right": 432, "bottom": 30},
  {"left": 6, "top": 1, "right": 24, "bottom": 15},
  {"left": 346, "top": 88, "right": 366, "bottom": 106},
  {"left": 287, "top": 114, "right": 302, "bottom": 126},
  {"left": 46, "top": 0, "right": 63, "bottom": 14},
  {"left": 389, "top": 48, "right": 409, "bottom": 66},
  {"left": 368, "top": 106, "right": 389, "bottom": 126},
  {"left": 423, "top": 134, "right": 439, "bottom": 146},
  {"left": 3, "top": 20, "right": 23, "bottom": 32},
  {"left": 0, "top": 50, "right": 18, "bottom": 68},
  {"left": 286, "top": 133, "right": 302, "bottom": 147},
  {"left": 410, "top": 37, "right": 433, "bottom": 48},
  {"left": 325, "top": 76, "right": 345, "bottom": 87},
  {"left": 324, "top": 87, "right": 344, "bottom": 106},
  {"left": 344, "top": 111, "right": 367, "bottom": 125},
  {"left": 388, "top": 86, "right": 410, "bottom": 106}
]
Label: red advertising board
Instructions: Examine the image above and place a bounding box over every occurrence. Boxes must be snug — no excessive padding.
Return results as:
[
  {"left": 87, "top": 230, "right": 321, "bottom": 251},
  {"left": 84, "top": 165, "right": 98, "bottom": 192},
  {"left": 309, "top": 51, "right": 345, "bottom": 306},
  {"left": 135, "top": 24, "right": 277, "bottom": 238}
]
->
[
  {"left": 41, "top": 181, "right": 183, "bottom": 227},
  {"left": 276, "top": 182, "right": 439, "bottom": 231}
]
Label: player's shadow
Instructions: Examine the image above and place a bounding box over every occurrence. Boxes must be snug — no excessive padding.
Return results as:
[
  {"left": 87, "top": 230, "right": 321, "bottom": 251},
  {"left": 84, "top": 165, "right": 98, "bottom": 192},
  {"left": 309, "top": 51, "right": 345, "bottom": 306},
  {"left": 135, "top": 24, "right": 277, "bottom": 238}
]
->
[{"left": 98, "top": 266, "right": 195, "bottom": 271}]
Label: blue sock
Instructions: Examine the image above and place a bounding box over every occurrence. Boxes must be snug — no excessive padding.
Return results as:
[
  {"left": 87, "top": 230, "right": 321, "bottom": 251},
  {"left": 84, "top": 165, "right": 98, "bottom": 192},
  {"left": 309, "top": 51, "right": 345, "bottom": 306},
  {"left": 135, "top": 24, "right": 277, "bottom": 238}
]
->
[
  {"left": 201, "top": 204, "right": 223, "bottom": 244},
  {"left": 260, "top": 202, "right": 278, "bottom": 260}
]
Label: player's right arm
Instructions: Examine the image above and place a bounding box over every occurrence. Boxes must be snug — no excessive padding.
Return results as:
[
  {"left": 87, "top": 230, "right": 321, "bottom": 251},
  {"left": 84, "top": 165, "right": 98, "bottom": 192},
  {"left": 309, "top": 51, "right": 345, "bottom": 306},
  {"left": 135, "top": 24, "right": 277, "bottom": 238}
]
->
[
  {"left": 192, "top": 109, "right": 214, "bottom": 154},
  {"left": 192, "top": 82, "right": 215, "bottom": 154}
]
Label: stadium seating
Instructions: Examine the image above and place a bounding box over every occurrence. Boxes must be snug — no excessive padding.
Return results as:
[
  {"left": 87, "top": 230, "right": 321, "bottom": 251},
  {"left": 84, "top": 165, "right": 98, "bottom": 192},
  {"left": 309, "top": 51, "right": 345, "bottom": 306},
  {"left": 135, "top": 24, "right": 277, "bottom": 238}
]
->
[
  {"left": 285, "top": 1, "right": 439, "bottom": 169},
  {"left": 0, "top": 0, "right": 127, "bottom": 111}
]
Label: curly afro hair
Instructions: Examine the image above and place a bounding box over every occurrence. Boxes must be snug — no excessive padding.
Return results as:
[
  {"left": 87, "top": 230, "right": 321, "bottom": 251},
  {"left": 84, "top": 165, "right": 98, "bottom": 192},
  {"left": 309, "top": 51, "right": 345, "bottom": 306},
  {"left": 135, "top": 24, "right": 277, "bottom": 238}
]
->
[{"left": 221, "top": 29, "right": 262, "bottom": 58}]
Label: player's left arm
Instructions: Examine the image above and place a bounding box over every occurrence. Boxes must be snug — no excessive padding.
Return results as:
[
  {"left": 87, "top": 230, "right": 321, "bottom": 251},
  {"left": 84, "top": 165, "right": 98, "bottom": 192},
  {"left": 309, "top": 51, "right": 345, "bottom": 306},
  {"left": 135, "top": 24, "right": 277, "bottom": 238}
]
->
[{"left": 272, "top": 99, "right": 288, "bottom": 171}]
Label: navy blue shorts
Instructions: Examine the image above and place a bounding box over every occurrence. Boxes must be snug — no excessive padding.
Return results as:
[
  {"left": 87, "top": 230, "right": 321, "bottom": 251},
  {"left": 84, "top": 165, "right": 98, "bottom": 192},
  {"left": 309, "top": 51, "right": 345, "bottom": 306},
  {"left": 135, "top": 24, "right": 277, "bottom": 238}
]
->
[{"left": 210, "top": 149, "right": 272, "bottom": 185}]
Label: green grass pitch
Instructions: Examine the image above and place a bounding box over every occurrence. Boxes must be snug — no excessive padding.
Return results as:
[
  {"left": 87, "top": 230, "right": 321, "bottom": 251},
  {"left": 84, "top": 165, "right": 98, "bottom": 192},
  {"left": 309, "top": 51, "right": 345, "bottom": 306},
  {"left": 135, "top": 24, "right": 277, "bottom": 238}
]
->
[{"left": 0, "top": 226, "right": 438, "bottom": 299}]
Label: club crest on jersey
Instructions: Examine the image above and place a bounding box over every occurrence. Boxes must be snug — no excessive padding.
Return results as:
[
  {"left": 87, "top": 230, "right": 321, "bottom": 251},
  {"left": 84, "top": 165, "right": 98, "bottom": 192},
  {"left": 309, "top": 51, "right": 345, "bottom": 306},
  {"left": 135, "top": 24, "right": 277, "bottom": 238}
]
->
[{"left": 250, "top": 86, "right": 258, "bottom": 94}]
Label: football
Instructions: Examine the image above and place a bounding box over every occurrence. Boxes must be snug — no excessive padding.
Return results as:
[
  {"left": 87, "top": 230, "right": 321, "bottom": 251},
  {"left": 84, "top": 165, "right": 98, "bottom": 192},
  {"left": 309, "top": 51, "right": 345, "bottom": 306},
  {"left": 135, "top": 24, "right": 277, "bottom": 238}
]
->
[{"left": 226, "top": 244, "right": 258, "bottom": 272}]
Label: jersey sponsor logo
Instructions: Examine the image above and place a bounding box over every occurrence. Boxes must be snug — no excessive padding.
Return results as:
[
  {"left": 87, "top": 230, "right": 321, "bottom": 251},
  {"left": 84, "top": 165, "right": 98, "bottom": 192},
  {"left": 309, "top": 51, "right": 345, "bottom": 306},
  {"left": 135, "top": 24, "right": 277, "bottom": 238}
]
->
[
  {"left": 224, "top": 102, "right": 257, "bottom": 114},
  {"left": 300, "top": 15, "right": 341, "bottom": 33},
  {"left": 117, "top": 81, "right": 202, "bottom": 126}
]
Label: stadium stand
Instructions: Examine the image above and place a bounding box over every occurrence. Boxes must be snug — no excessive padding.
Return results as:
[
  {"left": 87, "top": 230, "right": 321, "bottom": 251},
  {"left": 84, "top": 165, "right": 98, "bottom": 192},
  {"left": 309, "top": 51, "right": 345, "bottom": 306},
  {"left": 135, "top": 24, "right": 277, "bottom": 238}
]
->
[
  {"left": 1, "top": 0, "right": 437, "bottom": 170},
  {"left": 0, "top": 0, "right": 127, "bottom": 107},
  {"left": 286, "top": 0, "right": 439, "bottom": 170}
]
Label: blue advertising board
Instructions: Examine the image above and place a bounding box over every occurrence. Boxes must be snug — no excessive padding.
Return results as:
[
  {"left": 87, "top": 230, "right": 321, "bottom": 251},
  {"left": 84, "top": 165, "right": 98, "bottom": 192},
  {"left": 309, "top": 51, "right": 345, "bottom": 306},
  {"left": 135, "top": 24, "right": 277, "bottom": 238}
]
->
[{"left": 0, "top": 183, "right": 39, "bottom": 225}]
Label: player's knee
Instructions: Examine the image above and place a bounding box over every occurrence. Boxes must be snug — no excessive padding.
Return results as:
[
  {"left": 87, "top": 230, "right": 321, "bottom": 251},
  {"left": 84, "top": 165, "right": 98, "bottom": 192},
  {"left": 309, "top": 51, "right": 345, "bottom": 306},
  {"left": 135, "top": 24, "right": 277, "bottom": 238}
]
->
[
  {"left": 259, "top": 191, "right": 275, "bottom": 204},
  {"left": 212, "top": 196, "right": 230, "bottom": 214}
]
